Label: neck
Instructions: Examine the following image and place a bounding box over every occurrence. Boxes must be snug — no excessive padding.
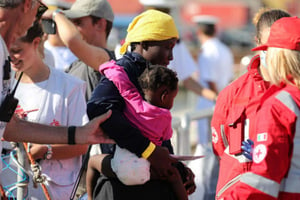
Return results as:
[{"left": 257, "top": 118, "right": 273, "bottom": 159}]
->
[
  {"left": 200, "top": 35, "right": 213, "bottom": 44},
  {"left": 89, "top": 34, "right": 107, "bottom": 49},
  {"left": 19, "top": 60, "right": 50, "bottom": 83}
]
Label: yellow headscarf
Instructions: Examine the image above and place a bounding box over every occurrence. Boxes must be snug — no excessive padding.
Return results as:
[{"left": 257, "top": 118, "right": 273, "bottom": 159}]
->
[{"left": 120, "top": 9, "right": 179, "bottom": 55}]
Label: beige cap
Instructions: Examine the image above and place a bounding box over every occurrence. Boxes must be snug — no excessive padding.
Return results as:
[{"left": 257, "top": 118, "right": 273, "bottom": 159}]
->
[{"left": 63, "top": 0, "right": 114, "bottom": 22}]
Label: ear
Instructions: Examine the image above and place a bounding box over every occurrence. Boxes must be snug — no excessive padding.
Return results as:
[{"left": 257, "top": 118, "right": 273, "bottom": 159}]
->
[
  {"left": 32, "top": 37, "right": 41, "bottom": 49},
  {"left": 23, "top": 0, "right": 32, "bottom": 14},
  {"left": 95, "top": 18, "right": 107, "bottom": 31},
  {"left": 160, "top": 89, "right": 168, "bottom": 103},
  {"left": 254, "top": 36, "right": 259, "bottom": 45}
]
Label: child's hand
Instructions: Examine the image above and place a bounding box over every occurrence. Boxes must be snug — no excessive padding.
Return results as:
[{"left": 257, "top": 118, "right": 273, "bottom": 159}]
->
[{"left": 183, "top": 166, "right": 196, "bottom": 195}]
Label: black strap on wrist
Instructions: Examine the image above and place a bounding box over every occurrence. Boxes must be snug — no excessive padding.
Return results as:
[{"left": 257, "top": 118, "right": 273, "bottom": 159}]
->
[{"left": 68, "top": 126, "right": 76, "bottom": 145}]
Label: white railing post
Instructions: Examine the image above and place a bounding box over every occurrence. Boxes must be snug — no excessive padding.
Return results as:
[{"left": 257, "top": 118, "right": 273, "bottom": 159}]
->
[
  {"left": 172, "top": 107, "right": 215, "bottom": 156},
  {"left": 17, "top": 143, "right": 29, "bottom": 199}
]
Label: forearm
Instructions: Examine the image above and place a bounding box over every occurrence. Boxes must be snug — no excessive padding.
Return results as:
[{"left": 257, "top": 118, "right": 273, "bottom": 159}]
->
[
  {"left": 53, "top": 13, "right": 79, "bottom": 48},
  {"left": 30, "top": 144, "right": 88, "bottom": 160},
  {"left": 4, "top": 116, "right": 69, "bottom": 144},
  {"left": 183, "top": 77, "right": 217, "bottom": 101},
  {"left": 4, "top": 110, "right": 113, "bottom": 145},
  {"left": 207, "top": 81, "right": 218, "bottom": 94}
]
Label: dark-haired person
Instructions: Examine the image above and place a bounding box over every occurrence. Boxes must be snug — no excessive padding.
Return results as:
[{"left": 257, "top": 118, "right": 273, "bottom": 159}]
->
[
  {"left": 87, "top": 64, "right": 188, "bottom": 200},
  {"left": 7, "top": 20, "right": 88, "bottom": 199},
  {"left": 210, "top": 8, "right": 291, "bottom": 199},
  {"left": 47, "top": 7, "right": 195, "bottom": 199},
  {"left": 86, "top": 9, "right": 196, "bottom": 200},
  {"left": 64, "top": 0, "right": 116, "bottom": 101},
  {"left": 0, "top": 0, "right": 112, "bottom": 179},
  {"left": 188, "top": 14, "right": 234, "bottom": 200}
]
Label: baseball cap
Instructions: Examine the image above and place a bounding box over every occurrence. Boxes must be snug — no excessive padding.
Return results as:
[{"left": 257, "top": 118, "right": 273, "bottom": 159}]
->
[
  {"left": 192, "top": 15, "right": 219, "bottom": 25},
  {"left": 252, "top": 17, "right": 300, "bottom": 51},
  {"left": 63, "top": 0, "right": 114, "bottom": 22},
  {"left": 139, "top": 0, "right": 178, "bottom": 8}
]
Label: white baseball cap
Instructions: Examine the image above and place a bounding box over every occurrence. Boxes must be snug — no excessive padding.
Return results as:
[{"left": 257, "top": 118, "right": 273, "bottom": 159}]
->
[
  {"left": 139, "top": 0, "right": 178, "bottom": 8},
  {"left": 192, "top": 15, "right": 219, "bottom": 25}
]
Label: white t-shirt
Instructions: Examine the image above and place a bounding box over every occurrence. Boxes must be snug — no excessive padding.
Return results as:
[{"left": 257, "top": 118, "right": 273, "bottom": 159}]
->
[
  {"left": 168, "top": 41, "right": 198, "bottom": 81},
  {"left": 198, "top": 38, "right": 234, "bottom": 92},
  {"left": 196, "top": 37, "right": 234, "bottom": 144},
  {"left": 14, "top": 67, "right": 88, "bottom": 199}
]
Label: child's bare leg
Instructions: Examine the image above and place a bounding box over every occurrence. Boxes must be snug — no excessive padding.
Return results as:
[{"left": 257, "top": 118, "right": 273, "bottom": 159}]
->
[{"left": 86, "top": 154, "right": 109, "bottom": 200}]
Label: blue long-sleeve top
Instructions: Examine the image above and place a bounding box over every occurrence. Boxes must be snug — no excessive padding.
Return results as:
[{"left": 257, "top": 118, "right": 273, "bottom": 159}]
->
[{"left": 87, "top": 52, "right": 173, "bottom": 157}]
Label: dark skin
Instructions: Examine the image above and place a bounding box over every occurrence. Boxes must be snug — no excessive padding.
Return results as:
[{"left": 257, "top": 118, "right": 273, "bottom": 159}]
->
[
  {"left": 43, "top": 9, "right": 196, "bottom": 196},
  {"left": 86, "top": 38, "right": 196, "bottom": 199},
  {"left": 132, "top": 38, "right": 196, "bottom": 195},
  {"left": 87, "top": 56, "right": 194, "bottom": 199}
]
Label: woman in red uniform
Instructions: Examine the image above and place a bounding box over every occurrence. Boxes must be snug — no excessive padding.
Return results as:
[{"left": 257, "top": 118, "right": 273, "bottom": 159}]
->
[
  {"left": 223, "top": 16, "right": 300, "bottom": 200},
  {"left": 210, "top": 8, "right": 290, "bottom": 199}
]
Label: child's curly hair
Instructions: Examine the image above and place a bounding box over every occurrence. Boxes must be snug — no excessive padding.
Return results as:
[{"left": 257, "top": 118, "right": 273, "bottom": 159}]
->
[{"left": 138, "top": 65, "right": 178, "bottom": 93}]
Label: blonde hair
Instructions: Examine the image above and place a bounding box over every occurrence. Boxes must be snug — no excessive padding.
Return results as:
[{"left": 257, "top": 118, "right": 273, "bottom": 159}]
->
[
  {"left": 267, "top": 47, "right": 300, "bottom": 87},
  {"left": 252, "top": 7, "right": 271, "bottom": 26}
]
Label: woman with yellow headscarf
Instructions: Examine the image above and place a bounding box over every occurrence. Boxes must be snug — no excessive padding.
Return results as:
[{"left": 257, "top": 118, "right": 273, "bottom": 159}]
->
[
  {"left": 86, "top": 9, "right": 196, "bottom": 200},
  {"left": 119, "top": 9, "right": 179, "bottom": 54}
]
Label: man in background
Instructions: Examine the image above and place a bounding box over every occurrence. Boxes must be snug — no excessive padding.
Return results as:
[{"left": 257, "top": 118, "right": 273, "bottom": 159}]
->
[
  {"left": 64, "top": 0, "right": 115, "bottom": 101},
  {"left": 189, "top": 15, "right": 234, "bottom": 200}
]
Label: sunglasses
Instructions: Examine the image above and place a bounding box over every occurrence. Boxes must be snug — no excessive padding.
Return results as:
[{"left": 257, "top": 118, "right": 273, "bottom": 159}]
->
[{"left": 36, "top": 0, "right": 48, "bottom": 20}]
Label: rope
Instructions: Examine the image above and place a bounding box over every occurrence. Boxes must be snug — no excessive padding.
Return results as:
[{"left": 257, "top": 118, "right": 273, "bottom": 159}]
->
[
  {"left": 23, "top": 143, "right": 52, "bottom": 200},
  {"left": 0, "top": 184, "right": 8, "bottom": 200},
  {"left": 1, "top": 149, "right": 29, "bottom": 199}
]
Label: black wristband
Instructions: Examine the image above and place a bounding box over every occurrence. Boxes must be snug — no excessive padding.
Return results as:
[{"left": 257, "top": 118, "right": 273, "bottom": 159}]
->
[{"left": 68, "top": 126, "right": 76, "bottom": 145}]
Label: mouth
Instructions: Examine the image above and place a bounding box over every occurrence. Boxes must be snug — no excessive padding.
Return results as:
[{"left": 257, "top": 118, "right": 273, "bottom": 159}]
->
[{"left": 10, "top": 60, "right": 22, "bottom": 68}]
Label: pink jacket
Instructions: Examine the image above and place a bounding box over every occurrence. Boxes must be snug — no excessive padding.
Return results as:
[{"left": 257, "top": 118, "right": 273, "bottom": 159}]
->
[{"left": 100, "top": 61, "right": 172, "bottom": 146}]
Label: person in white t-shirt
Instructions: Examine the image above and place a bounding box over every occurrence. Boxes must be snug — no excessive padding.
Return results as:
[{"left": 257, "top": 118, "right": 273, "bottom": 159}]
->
[
  {"left": 0, "top": 0, "right": 113, "bottom": 179},
  {"left": 7, "top": 20, "right": 89, "bottom": 199},
  {"left": 189, "top": 15, "right": 234, "bottom": 200}
]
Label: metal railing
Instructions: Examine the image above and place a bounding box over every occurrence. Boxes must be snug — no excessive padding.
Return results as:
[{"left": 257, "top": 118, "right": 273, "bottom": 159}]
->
[{"left": 172, "top": 106, "right": 215, "bottom": 155}]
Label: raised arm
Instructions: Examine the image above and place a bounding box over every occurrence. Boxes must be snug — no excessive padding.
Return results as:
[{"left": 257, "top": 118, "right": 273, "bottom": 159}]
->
[{"left": 45, "top": 10, "right": 109, "bottom": 70}]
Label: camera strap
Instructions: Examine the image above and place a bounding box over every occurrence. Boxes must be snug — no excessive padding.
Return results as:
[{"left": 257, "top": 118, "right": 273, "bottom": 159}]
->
[{"left": 10, "top": 72, "right": 23, "bottom": 96}]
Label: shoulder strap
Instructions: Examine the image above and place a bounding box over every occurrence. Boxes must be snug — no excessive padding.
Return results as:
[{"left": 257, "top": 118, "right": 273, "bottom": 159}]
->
[{"left": 103, "top": 48, "right": 116, "bottom": 60}]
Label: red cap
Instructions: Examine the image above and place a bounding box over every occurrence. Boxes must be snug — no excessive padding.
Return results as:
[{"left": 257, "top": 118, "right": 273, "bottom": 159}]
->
[{"left": 252, "top": 17, "right": 300, "bottom": 51}]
